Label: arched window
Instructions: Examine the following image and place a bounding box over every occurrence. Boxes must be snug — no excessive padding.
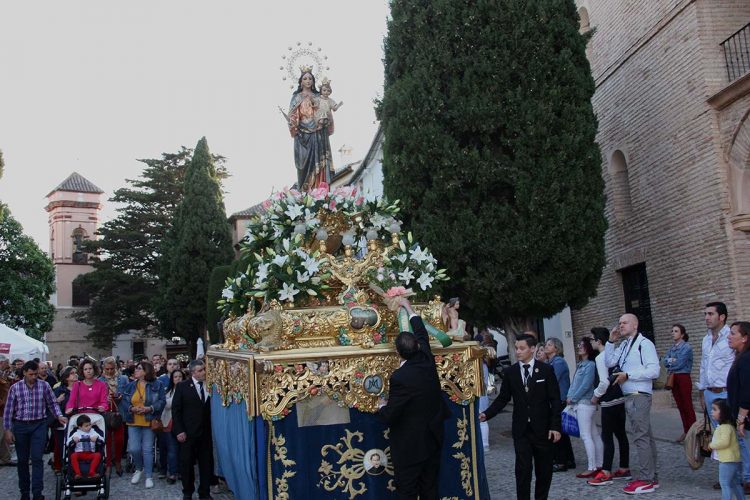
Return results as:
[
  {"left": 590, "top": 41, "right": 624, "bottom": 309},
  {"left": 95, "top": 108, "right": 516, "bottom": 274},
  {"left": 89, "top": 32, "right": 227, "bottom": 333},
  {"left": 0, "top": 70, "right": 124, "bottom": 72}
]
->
[
  {"left": 610, "top": 150, "right": 633, "bottom": 221},
  {"left": 71, "top": 226, "right": 88, "bottom": 264},
  {"left": 578, "top": 7, "right": 591, "bottom": 34}
]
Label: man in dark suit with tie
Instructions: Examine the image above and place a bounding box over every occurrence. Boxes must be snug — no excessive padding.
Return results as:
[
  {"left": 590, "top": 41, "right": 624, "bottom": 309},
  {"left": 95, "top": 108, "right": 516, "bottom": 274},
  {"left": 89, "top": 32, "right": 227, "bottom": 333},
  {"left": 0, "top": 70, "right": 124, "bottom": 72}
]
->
[
  {"left": 377, "top": 297, "right": 451, "bottom": 500},
  {"left": 480, "top": 334, "right": 562, "bottom": 500},
  {"left": 171, "top": 359, "right": 213, "bottom": 500}
]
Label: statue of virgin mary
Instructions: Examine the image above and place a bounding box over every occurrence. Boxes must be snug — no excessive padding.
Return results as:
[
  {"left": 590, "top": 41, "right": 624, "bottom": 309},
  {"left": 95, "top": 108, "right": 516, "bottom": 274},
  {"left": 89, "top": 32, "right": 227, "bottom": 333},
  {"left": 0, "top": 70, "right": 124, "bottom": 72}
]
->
[{"left": 287, "top": 68, "right": 334, "bottom": 191}]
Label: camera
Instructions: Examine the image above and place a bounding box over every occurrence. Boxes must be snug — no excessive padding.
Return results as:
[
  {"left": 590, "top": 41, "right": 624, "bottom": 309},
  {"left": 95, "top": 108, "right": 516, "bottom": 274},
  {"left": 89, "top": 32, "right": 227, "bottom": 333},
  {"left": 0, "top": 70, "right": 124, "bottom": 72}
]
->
[{"left": 608, "top": 366, "right": 621, "bottom": 384}]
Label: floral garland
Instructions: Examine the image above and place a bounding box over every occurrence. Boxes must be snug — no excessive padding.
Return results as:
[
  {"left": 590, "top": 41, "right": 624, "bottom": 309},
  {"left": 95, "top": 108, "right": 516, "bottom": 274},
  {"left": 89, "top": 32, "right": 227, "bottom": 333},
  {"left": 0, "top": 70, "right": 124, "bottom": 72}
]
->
[{"left": 218, "top": 184, "right": 448, "bottom": 318}]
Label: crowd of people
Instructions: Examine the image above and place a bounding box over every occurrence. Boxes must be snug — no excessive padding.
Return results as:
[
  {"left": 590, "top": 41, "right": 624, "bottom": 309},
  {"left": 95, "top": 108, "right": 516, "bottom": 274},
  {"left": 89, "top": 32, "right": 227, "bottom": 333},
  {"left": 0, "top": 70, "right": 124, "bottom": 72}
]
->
[
  {"left": 478, "top": 301, "right": 750, "bottom": 499},
  {"left": 1, "top": 352, "right": 216, "bottom": 500}
]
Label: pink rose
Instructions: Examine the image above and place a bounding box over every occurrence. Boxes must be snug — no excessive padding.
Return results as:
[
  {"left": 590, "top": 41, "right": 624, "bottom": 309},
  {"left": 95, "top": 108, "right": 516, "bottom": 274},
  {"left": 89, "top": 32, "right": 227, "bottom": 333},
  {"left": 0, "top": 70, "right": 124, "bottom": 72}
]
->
[
  {"left": 355, "top": 196, "right": 364, "bottom": 206},
  {"left": 311, "top": 184, "right": 329, "bottom": 201},
  {"left": 385, "top": 286, "right": 407, "bottom": 298},
  {"left": 329, "top": 199, "right": 337, "bottom": 210},
  {"left": 262, "top": 199, "right": 272, "bottom": 209}
]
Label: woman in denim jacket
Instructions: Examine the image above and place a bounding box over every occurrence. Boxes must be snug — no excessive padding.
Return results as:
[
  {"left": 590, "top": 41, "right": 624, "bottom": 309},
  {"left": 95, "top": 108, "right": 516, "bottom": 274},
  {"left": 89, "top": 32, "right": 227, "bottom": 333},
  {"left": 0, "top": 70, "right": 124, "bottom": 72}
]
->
[
  {"left": 661, "top": 324, "right": 695, "bottom": 441},
  {"left": 567, "top": 337, "right": 604, "bottom": 478},
  {"left": 118, "top": 360, "right": 165, "bottom": 489},
  {"left": 99, "top": 357, "right": 130, "bottom": 476}
]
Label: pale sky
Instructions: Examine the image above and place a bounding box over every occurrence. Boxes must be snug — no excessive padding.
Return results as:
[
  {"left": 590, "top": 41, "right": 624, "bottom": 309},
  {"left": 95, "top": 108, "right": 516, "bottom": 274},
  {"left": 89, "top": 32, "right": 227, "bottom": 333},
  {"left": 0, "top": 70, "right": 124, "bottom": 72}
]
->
[{"left": 0, "top": 1, "right": 390, "bottom": 248}]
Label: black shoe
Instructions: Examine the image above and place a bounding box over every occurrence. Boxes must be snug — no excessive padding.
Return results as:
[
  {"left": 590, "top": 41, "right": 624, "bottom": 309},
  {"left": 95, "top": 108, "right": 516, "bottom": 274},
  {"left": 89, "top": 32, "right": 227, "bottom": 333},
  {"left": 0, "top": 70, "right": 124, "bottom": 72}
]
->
[
  {"left": 182, "top": 496, "right": 192, "bottom": 500},
  {"left": 199, "top": 496, "right": 213, "bottom": 500},
  {"left": 33, "top": 496, "right": 45, "bottom": 500},
  {"left": 565, "top": 462, "right": 577, "bottom": 469},
  {"left": 714, "top": 482, "right": 722, "bottom": 490},
  {"left": 552, "top": 464, "right": 568, "bottom": 473},
  {"left": 20, "top": 495, "right": 30, "bottom": 500}
]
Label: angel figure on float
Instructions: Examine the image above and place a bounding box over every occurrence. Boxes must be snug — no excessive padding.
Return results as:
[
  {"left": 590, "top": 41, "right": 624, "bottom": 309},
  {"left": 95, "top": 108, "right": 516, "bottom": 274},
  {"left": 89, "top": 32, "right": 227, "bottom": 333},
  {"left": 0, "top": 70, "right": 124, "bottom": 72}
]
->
[
  {"left": 442, "top": 297, "right": 467, "bottom": 341},
  {"left": 286, "top": 67, "right": 335, "bottom": 191}
]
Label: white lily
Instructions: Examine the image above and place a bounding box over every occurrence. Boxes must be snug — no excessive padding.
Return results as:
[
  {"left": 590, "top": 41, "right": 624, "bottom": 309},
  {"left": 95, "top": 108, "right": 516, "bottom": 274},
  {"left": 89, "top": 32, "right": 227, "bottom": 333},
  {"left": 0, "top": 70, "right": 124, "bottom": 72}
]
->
[
  {"left": 285, "top": 204, "right": 304, "bottom": 220},
  {"left": 303, "top": 257, "right": 321, "bottom": 274},
  {"left": 278, "top": 282, "right": 300, "bottom": 302},
  {"left": 409, "top": 246, "right": 428, "bottom": 263},
  {"left": 417, "top": 272, "right": 434, "bottom": 291},
  {"left": 394, "top": 254, "right": 408, "bottom": 264},
  {"left": 221, "top": 287, "right": 234, "bottom": 299},
  {"left": 272, "top": 255, "right": 288, "bottom": 267},
  {"left": 296, "top": 270, "right": 310, "bottom": 283},
  {"left": 398, "top": 267, "right": 415, "bottom": 285}
]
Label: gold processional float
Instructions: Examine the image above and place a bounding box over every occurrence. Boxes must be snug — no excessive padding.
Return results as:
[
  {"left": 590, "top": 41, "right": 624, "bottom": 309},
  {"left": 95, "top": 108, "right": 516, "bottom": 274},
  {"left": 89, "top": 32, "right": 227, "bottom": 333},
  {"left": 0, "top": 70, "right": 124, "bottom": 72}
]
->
[
  {"left": 206, "top": 190, "right": 488, "bottom": 422},
  {"left": 204, "top": 50, "right": 490, "bottom": 499}
]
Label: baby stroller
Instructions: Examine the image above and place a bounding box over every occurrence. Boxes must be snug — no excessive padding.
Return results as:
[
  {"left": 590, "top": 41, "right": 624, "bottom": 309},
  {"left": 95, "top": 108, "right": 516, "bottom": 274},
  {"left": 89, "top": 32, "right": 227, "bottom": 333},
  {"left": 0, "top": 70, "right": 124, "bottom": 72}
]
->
[{"left": 55, "top": 408, "right": 110, "bottom": 500}]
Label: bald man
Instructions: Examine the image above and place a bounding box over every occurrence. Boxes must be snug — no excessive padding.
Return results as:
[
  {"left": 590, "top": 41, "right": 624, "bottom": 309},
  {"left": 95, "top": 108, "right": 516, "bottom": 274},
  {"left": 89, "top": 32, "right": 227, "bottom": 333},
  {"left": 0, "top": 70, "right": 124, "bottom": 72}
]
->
[{"left": 605, "top": 314, "right": 660, "bottom": 495}]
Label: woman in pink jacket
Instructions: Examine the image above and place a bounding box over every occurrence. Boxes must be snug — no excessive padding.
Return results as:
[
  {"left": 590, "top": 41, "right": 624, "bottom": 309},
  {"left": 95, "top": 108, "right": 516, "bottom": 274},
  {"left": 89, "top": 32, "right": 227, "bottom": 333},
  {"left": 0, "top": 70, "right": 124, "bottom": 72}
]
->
[{"left": 65, "top": 359, "right": 109, "bottom": 414}]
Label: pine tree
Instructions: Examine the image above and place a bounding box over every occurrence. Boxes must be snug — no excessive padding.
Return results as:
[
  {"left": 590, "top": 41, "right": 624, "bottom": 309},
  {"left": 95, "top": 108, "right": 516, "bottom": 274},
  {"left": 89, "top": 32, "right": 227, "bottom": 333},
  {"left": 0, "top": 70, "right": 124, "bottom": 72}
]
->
[
  {"left": 381, "top": 0, "right": 606, "bottom": 337},
  {"left": 0, "top": 210, "right": 56, "bottom": 338},
  {"left": 73, "top": 147, "right": 227, "bottom": 348},
  {"left": 158, "top": 137, "right": 234, "bottom": 352}
]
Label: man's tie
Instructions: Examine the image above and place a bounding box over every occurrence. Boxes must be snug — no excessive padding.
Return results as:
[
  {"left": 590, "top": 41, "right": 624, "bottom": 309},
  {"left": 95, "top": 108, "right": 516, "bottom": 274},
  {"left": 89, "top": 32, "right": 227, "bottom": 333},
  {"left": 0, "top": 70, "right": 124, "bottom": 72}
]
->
[
  {"left": 198, "top": 381, "right": 205, "bottom": 403},
  {"left": 523, "top": 363, "right": 530, "bottom": 384}
]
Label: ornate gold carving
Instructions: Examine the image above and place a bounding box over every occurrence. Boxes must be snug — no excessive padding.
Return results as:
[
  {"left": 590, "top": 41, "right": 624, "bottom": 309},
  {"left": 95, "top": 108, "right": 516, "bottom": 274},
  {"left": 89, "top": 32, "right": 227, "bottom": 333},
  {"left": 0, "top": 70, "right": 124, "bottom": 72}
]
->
[
  {"left": 257, "top": 354, "right": 401, "bottom": 420},
  {"left": 317, "top": 429, "right": 394, "bottom": 499},
  {"left": 434, "top": 346, "right": 485, "bottom": 405},
  {"left": 205, "top": 355, "right": 252, "bottom": 418},
  {"left": 452, "top": 408, "right": 473, "bottom": 498},
  {"left": 208, "top": 343, "right": 485, "bottom": 421},
  {"left": 271, "top": 424, "right": 297, "bottom": 500}
]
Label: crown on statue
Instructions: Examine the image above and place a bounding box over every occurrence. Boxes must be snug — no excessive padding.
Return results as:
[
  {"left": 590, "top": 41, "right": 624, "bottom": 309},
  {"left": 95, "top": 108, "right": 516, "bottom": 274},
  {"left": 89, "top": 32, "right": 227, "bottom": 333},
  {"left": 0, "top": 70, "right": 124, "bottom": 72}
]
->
[
  {"left": 320, "top": 76, "right": 331, "bottom": 87},
  {"left": 299, "top": 64, "right": 314, "bottom": 74}
]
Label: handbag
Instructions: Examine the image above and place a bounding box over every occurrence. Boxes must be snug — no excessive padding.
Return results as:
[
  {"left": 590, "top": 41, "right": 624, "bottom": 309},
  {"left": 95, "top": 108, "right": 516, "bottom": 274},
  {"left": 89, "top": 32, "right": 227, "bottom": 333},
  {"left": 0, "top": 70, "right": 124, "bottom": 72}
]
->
[
  {"left": 104, "top": 394, "right": 123, "bottom": 430},
  {"left": 684, "top": 419, "right": 707, "bottom": 469},
  {"left": 150, "top": 418, "right": 164, "bottom": 431},
  {"left": 665, "top": 373, "right": 675, "bottom": 390},
  {"left": 696, "top": 409, "right": 712, "bottom": 458},
  {"left": 561, "top": 405, "right": 580, "bottom": 438}
]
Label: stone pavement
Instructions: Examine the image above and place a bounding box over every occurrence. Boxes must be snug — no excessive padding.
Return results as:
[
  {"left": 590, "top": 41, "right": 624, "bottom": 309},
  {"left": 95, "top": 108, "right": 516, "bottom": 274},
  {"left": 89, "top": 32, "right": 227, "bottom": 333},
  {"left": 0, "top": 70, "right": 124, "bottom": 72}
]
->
[
  {"left": 483, "top": 399, "right": 724, "bottom": 499},
  {"left": 0, "top": 459, "right": 234, "bottom": 500},
  {"left": 0, "top": 401, "right": 727, "bottom": 499}
]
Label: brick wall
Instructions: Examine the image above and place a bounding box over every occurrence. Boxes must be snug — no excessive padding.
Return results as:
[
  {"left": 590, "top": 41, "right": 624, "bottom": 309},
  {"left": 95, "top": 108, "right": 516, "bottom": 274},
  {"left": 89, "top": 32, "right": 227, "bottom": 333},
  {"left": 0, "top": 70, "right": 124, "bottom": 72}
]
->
[{"left": 572, "top": 0, "right": 750, "bottom": 383}]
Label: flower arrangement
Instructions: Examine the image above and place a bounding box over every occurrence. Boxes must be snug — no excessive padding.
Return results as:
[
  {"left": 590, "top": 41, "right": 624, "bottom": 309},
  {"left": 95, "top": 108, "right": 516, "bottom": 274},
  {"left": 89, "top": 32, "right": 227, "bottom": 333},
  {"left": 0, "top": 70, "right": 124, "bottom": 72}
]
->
[
  {"left": 218, "top": 184, "right": 448, "bottom": 317},
  {"left": 367, "top": 232, "right": 448, "bottom": 297}
]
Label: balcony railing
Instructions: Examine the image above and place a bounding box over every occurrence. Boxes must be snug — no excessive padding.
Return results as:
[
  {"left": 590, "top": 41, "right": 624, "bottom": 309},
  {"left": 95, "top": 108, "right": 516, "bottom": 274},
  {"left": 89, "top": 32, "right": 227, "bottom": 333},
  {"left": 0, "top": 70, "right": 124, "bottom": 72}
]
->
[{"left": 721, "top": 22, "right": 750, "bottom": 83}]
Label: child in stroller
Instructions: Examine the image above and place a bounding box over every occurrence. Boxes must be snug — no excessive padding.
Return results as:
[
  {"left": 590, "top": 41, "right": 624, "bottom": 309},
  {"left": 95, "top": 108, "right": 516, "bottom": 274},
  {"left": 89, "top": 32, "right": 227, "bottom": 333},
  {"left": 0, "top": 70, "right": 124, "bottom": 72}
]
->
[
  {"left": 57, "top": 409, "right": 109, "bottom": 500},
  {"left": 69, "top": 415, "right": 102, "bottom": 479}
]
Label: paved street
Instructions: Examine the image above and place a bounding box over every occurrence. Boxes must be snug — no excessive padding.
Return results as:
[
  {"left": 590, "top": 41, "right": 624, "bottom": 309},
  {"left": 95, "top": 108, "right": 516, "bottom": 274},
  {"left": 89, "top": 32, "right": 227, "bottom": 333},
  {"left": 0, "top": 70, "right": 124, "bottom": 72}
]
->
[
  {"left": 0, "top": 401, "right": 726, "bottom": 499},
  {"left": 483, "top": 402, "right": 722, "bottom": 499}
]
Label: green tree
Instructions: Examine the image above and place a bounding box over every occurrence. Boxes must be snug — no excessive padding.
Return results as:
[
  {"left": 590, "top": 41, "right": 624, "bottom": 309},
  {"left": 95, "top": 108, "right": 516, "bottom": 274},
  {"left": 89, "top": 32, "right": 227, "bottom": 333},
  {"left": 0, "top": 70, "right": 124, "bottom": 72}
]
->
[
  {"left": 0, "top": 210, "right": 56, "bottom": 338},
  {"left": 73, "top": 147, "right": 227, "bottom": 348},
  {"left": 381, "top": 0, "right": 606, "bottom": 341},
  {"left": 158, "top": 137, "right": 233, "bottom": 352}
]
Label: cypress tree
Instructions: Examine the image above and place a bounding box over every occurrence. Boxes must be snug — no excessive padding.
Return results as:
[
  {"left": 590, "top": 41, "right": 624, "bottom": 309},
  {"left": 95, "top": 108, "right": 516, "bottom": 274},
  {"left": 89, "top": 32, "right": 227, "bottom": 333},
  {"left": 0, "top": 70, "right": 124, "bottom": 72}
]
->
[
  {"left": 381, "top": 0, "right": 606, "bottom": 336},
  {"left": 158, "top": 137, "right": 234, "bottom": 351}
]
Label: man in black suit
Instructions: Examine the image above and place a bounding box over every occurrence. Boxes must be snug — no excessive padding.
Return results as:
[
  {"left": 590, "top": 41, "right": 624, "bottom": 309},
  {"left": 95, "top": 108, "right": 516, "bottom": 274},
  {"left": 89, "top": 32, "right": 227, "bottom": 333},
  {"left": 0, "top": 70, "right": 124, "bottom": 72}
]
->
[
  {"left": 171, "top": 359, "right": 213, "bottom": 500},
  {"left": 377, "top": 297, "right": 451, "bottom": 500},
  {"left": 480, "top": 334, "right": 562, "bottom": 500}
]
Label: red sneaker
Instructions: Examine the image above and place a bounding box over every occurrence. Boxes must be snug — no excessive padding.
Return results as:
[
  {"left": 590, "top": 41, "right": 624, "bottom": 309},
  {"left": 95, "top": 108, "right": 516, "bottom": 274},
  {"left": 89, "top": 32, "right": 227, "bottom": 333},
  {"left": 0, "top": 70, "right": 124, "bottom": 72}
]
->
[
  {"left": 576, "top": 469, "right": 601, "bottom": 479},
  {"left": 612, "top": 468, "right": 632, "bottom": 480},
  {"left": 623, "top": 480, "right": 656, "bottom": 494},
  {"left": 587, "top": 471, "right": 613, "bottom": 486}
]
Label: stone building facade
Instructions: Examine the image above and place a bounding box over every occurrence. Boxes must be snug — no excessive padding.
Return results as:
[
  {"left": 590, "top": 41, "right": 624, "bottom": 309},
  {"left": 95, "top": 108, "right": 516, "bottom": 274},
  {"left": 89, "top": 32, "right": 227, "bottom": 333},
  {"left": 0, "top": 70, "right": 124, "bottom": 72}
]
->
[
  {"left": 45, "top": 173, "right": 169, "bottom": 366},
  {"left": 572, "top": 0, "right": 750, "bottom": 381}
]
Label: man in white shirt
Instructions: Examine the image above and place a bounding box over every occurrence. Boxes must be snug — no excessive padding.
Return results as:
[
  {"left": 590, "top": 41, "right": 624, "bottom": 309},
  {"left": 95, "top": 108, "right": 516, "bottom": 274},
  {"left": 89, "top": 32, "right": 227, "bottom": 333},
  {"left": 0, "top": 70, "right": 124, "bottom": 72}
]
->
[
  {"left": 697, "top": 302, "right": 750, "bottom": 488},
  {"left": 605, "top": 313, "right": 660, "bottom": 495},
  {"left": 697, "top": 302, "right": 734, "bottom": 426}
]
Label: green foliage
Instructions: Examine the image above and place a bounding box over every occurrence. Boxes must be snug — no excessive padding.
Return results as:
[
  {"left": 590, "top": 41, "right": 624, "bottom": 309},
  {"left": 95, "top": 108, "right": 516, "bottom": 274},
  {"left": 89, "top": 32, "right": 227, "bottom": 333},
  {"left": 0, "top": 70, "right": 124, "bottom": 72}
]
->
[
  {"left": 381, "top": 0, "right": 606, "bottom": 328},
  {"left": 158, "top": 137, "right": 234, "bottom": 349},
  {"left": 206, "top": 263, "right": 235, "bottom": 344},
  {"left": 0, "top": 210, "right": 55, "bottom": 338},
  {"left": 73, "top": 147, "right": 227, "bottom": 348}
]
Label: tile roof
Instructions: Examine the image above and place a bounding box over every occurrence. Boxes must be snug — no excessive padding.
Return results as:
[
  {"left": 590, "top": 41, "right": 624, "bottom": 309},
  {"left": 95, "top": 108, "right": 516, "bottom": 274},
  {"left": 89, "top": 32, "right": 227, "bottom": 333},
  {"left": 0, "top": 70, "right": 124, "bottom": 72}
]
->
[
  {"left": 230, "top": 202, "right": 265, "bottom": 220},
  {"left": 47, "top": 172, "right": 104, "bottom": 197}
]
